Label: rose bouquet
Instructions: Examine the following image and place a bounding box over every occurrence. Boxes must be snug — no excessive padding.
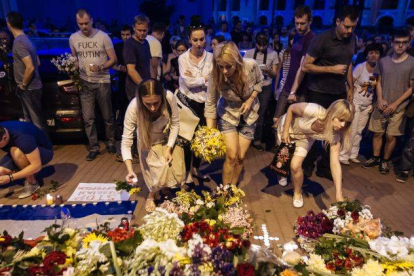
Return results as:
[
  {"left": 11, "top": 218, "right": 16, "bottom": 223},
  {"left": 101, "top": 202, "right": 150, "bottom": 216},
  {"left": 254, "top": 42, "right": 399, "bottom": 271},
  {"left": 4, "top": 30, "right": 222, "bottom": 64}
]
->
[{"left": 191, "top": 126, "right": 226, "bottom": 163}]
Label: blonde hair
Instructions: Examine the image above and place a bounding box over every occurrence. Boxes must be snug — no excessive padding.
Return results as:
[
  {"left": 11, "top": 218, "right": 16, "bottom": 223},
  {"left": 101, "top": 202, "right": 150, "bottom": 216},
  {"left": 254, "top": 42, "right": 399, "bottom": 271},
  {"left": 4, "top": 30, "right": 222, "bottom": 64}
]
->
[
  {"left": 212, "top": 41, "right": 248, "bottom": 97},
  {"left": 136, "top": 79, "right": 168, "bottom": 150},
  {"left": 319, "top": 99, "right": 354, "bottom": 151}
]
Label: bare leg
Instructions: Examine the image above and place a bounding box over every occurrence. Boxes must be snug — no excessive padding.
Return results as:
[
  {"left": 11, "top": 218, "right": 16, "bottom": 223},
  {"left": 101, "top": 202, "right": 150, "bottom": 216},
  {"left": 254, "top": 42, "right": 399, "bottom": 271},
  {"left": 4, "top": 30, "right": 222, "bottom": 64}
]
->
[
  {"left": 290, "top": 155, "right": 306, "bottom": 200},
  {"left": 383, "top": 134, "right": 396, "bottom": 160},
  {"left": 372, "top": 133, "right": 383, "bottom": 157},
  {"left": 9, "top": 147, "right": 36, "bottom": 183},
  {"left": 230, "top": 135, "right": 252, "bottom": 185},
  {"left": 222, "top": 132, "right": 239, "bottom": 185}
]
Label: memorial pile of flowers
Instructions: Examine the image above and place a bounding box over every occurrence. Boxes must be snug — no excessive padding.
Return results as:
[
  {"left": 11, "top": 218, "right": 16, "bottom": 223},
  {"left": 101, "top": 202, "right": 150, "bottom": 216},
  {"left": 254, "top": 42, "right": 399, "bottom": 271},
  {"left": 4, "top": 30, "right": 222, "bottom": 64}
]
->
[{"left": 1, "top": 189, "right": 413, "bottom": 275}]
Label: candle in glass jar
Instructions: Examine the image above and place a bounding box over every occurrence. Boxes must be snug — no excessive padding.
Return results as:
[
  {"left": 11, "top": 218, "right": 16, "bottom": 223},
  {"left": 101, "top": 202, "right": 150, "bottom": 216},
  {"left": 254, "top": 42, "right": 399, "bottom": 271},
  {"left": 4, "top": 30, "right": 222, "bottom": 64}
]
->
[{"left": 46, "top": 194, "right": 54, "bottom": 205}]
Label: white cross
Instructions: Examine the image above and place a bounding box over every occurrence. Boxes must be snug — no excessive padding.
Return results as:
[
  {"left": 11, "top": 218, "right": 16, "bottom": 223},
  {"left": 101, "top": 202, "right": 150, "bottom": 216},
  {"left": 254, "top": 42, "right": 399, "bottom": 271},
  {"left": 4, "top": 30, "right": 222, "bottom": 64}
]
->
[{"left": 253, "top": 224, "right": 280, "bottom": 247}]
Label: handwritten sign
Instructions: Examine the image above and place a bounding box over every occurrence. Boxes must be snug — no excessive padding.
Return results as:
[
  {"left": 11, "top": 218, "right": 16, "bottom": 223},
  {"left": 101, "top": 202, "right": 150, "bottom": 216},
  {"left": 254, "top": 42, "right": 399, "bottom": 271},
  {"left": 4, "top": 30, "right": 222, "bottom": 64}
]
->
[{"left": 68, "top": 183, "right": 130, "bottom": 202}]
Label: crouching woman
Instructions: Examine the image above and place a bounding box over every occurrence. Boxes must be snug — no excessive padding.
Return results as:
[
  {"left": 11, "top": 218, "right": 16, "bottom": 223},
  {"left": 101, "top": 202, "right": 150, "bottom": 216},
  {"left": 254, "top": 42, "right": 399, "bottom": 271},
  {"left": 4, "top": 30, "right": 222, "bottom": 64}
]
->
[{"left": 121, "top": 79, "right": 185, "bottom": 212}]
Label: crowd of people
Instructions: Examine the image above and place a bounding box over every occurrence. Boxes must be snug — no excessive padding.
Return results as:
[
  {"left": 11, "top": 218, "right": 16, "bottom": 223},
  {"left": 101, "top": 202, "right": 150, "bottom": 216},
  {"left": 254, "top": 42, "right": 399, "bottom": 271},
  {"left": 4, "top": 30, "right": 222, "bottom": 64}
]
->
[{"left": 1, "top": 5, "right": 414, "bottom": 212}]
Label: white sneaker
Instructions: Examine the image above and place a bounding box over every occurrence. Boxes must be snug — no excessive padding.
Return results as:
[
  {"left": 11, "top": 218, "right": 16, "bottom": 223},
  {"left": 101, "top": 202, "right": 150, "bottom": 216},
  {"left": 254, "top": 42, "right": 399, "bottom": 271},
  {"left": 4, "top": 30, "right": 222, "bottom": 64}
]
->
[
  {"left": 340, "top": 159, "right": 350, "bottom": 165},
  {"left": 278, "top": 177, "right": 288, "bottom": 187},
  {"left": 18, "top": 181, "right": 40, "bottom": 199},
  {"left": 349, "top": 158, "right": 361, "bottom": 164},
  {"left": 293, "top": 194, "right": 304, "bottom": 208}
]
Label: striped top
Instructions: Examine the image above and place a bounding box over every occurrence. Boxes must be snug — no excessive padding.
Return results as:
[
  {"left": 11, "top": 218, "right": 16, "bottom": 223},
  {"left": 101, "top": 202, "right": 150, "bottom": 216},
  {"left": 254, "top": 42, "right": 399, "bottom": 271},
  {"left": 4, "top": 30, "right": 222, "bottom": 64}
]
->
[{"left": 275, "top": 49, "right": 291, "bottom": 100}]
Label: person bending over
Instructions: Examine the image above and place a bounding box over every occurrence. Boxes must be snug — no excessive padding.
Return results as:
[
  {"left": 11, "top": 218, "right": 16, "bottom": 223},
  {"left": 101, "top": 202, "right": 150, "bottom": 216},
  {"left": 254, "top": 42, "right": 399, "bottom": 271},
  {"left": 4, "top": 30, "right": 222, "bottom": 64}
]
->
[
  {"left": 0, "top": 121, "right": 53, "bottom": 198},
  {"left": 277, "top": 100, "right": 353, "bottom": 208}
]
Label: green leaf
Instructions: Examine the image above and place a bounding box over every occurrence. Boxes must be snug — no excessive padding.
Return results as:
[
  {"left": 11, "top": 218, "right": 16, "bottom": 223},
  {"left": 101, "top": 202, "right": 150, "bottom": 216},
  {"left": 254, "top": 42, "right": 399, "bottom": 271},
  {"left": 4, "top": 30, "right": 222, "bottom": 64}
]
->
[
  {"left": 229, "top": 227, "right": 245, "bottom": 235},
  {"left": 100, "top": 243, "right": 112, "bottom": 258}
]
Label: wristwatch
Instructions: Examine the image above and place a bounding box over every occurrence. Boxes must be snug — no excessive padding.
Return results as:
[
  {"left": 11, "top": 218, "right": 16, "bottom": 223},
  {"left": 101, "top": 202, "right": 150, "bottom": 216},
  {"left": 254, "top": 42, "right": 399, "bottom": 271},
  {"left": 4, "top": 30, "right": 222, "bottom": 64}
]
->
[
  {"left": 21, "top": 83, "right": 28, "bottom": 90},
  {"left": 289, "top": 91, "right": 296, "bottom": 95}
]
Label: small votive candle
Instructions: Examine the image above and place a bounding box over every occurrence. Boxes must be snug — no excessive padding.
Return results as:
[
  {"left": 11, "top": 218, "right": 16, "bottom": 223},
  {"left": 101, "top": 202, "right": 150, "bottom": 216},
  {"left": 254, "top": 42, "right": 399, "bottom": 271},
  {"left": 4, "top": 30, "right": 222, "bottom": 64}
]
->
[
  {"left": 46, "top": 194, "right": 54, "bottom": 205},
  {"left": 55, "top": 195, "right": 63, "bottom": 205},
  {"left": 132, "top": 177, "right": 138, "bottom": 183}
]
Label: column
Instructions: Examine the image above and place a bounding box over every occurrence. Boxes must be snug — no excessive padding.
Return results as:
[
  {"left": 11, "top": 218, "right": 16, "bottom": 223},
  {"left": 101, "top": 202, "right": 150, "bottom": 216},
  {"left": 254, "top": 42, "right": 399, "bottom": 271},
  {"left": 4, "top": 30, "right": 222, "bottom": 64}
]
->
[
  {"left": 226, "top": 0, "right": 232, "bottom": 23},
  {"left": 213, "top": 0, "right": 219, "bottom": 26}
]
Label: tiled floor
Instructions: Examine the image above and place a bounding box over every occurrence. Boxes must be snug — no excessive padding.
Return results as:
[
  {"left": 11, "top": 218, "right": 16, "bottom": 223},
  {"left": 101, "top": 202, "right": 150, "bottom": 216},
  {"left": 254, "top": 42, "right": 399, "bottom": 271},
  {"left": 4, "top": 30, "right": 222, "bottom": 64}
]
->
[{"left": 1, "top": 142, "right": 413, "bottom": 245}]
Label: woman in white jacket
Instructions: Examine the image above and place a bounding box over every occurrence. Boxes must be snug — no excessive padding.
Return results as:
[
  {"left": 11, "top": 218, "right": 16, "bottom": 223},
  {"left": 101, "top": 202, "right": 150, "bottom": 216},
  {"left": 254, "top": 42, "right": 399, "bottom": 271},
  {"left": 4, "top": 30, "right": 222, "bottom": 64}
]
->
[{"left": 121, "top": 79, "right": 185, "bottom": 212}]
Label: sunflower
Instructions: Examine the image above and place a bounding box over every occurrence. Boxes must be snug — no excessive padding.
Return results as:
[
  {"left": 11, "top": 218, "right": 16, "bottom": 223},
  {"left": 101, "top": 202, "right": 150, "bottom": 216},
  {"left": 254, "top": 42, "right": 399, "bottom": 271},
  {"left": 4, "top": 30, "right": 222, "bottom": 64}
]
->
[{"left": 82, "top": 233, "right": 108, "bottom": 248}]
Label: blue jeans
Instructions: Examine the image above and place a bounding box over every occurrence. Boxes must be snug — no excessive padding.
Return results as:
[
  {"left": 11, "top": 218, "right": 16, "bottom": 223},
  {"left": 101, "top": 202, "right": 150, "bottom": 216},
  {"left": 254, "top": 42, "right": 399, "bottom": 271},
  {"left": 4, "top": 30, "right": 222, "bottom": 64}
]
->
[
  {"left": 16, "top": 87, "right": 48, "bottom": 133},
  {"left": 80, "top": 80, "right": 115, "bottom": 152}
]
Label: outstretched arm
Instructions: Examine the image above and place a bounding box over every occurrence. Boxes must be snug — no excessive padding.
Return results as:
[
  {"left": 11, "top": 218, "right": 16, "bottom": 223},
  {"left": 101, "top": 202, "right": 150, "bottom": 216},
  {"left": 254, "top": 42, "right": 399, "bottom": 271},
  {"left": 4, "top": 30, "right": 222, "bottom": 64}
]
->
[{"left": 330, "top": 141, "right": 344, "bottom": 202}]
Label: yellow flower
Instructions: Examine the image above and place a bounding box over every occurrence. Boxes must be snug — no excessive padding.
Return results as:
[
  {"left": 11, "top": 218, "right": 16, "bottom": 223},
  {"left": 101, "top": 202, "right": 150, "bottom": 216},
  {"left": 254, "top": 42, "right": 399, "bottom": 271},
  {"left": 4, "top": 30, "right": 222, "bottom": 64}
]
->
[
  {"left": 199, "top": 262, "right": 214, "bottom": 273},
  {"left": 82, "top": 233, "right": 108, "bottom": 248},
  {"left": 382, "top": 261, "right": 414, "bottom": 274},
  {"left": 205, "top": 219, "right": 216, "bottom": 226},
  {"left": 175, "top": 254, "right": 191, "bottom": 265},
  {"left": 129, "top": 187, "right": 142, "bottom": 195},
  {"left": 280, "top": 269, "right": 299, "bottom": 276}
]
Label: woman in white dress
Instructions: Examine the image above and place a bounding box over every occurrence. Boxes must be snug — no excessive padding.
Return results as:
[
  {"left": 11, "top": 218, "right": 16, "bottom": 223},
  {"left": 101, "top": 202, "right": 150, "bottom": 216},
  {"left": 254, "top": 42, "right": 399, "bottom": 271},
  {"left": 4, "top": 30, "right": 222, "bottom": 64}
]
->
[
  {"left": 277, "top": 100, "right": 354, "bottom": 208},
  {"left": 121, "top": 79, "right": 185, "bottom": 212}
]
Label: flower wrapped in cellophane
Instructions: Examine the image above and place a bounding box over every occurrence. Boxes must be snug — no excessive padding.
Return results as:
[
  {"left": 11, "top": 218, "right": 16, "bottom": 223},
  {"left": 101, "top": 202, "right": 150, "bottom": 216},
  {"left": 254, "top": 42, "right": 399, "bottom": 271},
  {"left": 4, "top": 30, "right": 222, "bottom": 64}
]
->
[
  {"left": 138, "top": 208, "right": 184, "bottom": 242},
  {"left": 51, "top": 53, "right": 81, "bottom": 90},
  {"left": 191, "top": 126, "right": 226, "bottom": 163}
]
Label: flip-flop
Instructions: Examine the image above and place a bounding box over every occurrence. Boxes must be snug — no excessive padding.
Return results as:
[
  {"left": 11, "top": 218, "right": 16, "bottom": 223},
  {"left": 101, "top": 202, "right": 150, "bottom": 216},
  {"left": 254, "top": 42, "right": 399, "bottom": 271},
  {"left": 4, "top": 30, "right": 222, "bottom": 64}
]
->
[
  {"left": 191, "top": 173, "right": 211, "bottom": 182},
  {"left": 145, "top": 199, "right": 156, "bottom": 212}
]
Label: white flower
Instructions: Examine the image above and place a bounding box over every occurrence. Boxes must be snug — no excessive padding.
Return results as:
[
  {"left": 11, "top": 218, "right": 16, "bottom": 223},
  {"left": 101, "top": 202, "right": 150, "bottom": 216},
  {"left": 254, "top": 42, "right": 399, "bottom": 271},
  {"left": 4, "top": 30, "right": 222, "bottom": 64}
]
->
[
  {"left": 196, "top": 199, "right": 204, "bottom": 205},
  {"left": 351, "top": 259, "right": 383, "bottom": 276},
  {"left": 306, "top": 254, "right": 332, "bottom": 274}
]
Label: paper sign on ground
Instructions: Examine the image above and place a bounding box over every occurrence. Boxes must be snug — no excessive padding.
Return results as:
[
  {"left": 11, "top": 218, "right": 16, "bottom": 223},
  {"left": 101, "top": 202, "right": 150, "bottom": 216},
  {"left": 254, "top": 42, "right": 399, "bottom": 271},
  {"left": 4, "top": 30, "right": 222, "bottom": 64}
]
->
[{"left": 67, "top": 183, "right": 130, "bottom": 202}]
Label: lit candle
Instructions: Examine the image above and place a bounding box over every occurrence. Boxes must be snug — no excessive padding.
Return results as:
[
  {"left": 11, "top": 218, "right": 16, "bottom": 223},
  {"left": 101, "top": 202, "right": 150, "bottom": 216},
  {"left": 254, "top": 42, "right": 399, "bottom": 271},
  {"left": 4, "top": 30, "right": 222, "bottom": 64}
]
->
[
  {"left": 46, "top": 194, "right": 54, "bottom": 205},
  {"left": 132, "top": 177, "right": 138, "bottom": 183}
]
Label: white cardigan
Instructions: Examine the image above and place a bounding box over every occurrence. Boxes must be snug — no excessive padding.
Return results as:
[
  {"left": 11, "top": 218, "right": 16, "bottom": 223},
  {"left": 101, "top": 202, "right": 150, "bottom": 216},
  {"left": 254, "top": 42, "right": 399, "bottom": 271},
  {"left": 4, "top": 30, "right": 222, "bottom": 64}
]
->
[{"left": 121, "top": 90, "right": 180, "bottom": 161}]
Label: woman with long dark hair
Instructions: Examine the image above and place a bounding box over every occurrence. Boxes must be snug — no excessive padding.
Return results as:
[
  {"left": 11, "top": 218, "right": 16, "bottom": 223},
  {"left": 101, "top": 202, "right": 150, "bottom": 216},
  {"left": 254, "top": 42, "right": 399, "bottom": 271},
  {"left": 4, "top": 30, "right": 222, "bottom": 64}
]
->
[
  {"left": 176, "top": 22, "right": 214, "bottom": 183},
  {"left": 121, "top": 79, "right": 185, "bottom": 212}
]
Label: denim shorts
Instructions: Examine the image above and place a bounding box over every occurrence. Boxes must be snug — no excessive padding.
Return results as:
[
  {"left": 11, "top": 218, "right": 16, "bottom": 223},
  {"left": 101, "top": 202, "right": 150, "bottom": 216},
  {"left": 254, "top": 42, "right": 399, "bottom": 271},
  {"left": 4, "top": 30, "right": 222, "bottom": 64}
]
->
[
  {"left": 0, "top": 147, "right": 54, "bottom": 171},
  {"left": 218, "top": 118, "right": 256, "bottom": 141}
]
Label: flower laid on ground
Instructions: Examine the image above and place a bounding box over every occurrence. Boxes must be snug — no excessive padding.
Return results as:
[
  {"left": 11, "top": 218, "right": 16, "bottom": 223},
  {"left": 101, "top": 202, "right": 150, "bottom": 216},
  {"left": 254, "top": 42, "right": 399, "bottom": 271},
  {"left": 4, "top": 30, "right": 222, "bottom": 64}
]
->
[
  {"left": 221, "top": 206, "right": 253, "bottom": 239},
  {"left": 82, "top": 232, "right": 109, "bottom": 248},
  {"left": 351, "top": 259, "right": 384, "bottom": 276},
  {"left": 115, "top": 180, "right": 141, "bottom": 196},
  {"left": 191, "top": 126, "right": 226, "bottom": 163},
  {"left": 138, "top": 208, "right": 184, "bottom": 242},
  {"left": 51, "top": 52, "right": 81, "bottom": 90},
  {"left": 369, "top": 236, "right": 414, "bottom": 261},
  {"left": 214, "top": 184, "right": 246, "bottom": 207},
  {"left": 294, "top": 210, "right": 333, "bottom": 240}
]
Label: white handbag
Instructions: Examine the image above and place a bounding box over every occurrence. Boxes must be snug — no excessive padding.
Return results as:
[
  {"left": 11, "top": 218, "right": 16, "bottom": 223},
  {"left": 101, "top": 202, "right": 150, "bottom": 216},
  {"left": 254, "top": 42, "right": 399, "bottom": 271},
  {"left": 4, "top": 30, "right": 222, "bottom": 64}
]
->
[{"left": 174, "top": 90, "right": 200, "bottom": 141}]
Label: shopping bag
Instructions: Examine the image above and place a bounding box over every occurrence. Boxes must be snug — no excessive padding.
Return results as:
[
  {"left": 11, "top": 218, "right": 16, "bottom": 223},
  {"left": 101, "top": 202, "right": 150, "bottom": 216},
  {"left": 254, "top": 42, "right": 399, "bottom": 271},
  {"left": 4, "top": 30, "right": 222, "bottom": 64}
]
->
[{"left": 268, "top": 142, "right": 296, "bottom": 177}]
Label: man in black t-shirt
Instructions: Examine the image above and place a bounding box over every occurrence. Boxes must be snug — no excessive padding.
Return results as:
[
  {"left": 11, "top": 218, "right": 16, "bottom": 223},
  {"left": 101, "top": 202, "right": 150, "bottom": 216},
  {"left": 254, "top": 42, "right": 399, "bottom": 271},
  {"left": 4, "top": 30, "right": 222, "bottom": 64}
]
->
[
  {"left": 0, "top": 121, "right": 53, "bottom": 199},
  {"left": 301, "top": 6, "right": 359, "bottom": 180},
  {"left": 113, "top": 24, "right": 132, "bottom": 125},
  {"left": 123, "top": 14, "right": 152, "bottom": 101}
]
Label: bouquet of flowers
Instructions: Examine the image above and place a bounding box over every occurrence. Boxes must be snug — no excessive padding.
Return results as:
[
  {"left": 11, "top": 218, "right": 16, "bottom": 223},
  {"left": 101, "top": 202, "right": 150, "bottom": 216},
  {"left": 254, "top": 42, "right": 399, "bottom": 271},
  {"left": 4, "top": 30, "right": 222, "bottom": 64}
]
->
[
  {"left": 191, "top": 126, "right": 226, "bottom": 163},
  {"left": 138, "top": 208, "right": 184, "bottom": 242},
  {"left": 51, "top": 53, "right": 81, "bottom": 90}
]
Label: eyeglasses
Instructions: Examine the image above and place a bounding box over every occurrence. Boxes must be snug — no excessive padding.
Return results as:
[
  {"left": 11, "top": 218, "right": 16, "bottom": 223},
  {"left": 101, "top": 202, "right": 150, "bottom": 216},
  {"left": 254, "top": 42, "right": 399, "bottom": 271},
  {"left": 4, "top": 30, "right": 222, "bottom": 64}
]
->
[{"left": 393, "top": 40, "right": 410, "bottom": 46}]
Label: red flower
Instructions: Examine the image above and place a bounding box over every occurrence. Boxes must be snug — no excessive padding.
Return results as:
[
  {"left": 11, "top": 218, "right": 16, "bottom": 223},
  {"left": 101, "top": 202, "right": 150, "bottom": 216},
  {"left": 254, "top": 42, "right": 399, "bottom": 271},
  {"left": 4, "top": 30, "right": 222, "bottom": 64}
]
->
[
  {"left": 351, "top": 211, "right": 360, "bottom": 222},
  {"left": 0, "top": 235, "right": 12, "bottom": 248},
  {"left": 32, "top": 193, "right": 39, "bottom": 200},
  {"left": 29, "top": 265, "right": 47, "bottom": 276},
  {"left": 242, "top": 239, "right": 251, "bottom": 249},
  {"left": 0, "top": 267, "right": 11, "bottom": 273},
  {"left": 335, "top": 259, "right": 344, "bottom": 267},
  {"left": 236, "top": 263, "right": 255, "bottom": 276},
  {"left": 345, "top": 258, "right": 354, "bottom": 270},
  {"left": 326, "top": 262, "right": 336, "bottom": 271},
  {"left": 42, "top": 251, "right": 66, "bottom": 272},
  {"left": 337, "top": 209, "right": 346, "bottom": 217},
  {"left": 321, "top": 218, "right": 334, "bottom": 233}
]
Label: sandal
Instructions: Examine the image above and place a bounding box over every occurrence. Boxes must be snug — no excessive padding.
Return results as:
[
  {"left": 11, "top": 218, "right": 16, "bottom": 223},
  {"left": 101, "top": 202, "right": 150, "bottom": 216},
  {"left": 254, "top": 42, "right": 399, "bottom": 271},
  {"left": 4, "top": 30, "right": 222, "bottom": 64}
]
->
[{"left": 145, "top": 198, "right": 156, "bottom": 212}]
